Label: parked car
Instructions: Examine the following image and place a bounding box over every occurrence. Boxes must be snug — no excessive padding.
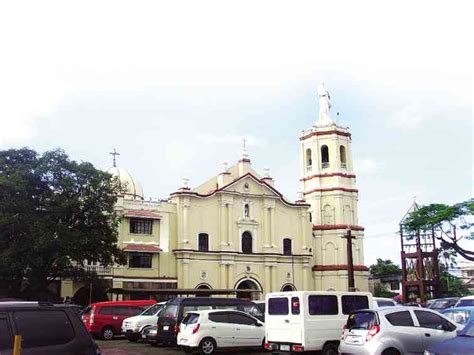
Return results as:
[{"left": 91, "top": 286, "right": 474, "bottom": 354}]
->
[
  {"left": 427, "top": 297, "right": 459, "bottom": 311},
  {"left": 441, "top": 306, "right": 474, "bottom": 328},
  {"left": 145, "top": 297, "right": 263, "bottom": 346},
  {"left": 455, "top": 295, "right": 474, "bottom": 307},
  {"left": 82, "top": 299, "right": 156, "bottom": 339},
  {"left": 425, "top": 319, "right": 474, "bottom": 354},
  {"left": 264, "top": 291, "right": 373, "bottom": 354},
  {"left": 121, "top": 301, "right": 167, "bottom": 341},
  {"left": 339, "top": 306, "right": 458, "bottom": 355},
  {"left": 373, "top": 297, "right": 398, "bottom": 308},
  {"left": 177, "top": 309, "right": 264, "bottom": 354},
  {"left": 0, "top": 301, "right": 100, "bottom": 354}
]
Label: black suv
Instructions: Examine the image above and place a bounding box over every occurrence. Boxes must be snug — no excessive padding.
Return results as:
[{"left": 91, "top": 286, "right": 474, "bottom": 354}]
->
[{"left": 0, "top": 302, "right": 100, "bottom": 354}]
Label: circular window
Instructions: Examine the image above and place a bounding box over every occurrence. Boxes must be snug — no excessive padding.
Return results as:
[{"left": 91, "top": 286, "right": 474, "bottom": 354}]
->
[{"left": 244, "top": 182, "right": 250, "bottom": 191}]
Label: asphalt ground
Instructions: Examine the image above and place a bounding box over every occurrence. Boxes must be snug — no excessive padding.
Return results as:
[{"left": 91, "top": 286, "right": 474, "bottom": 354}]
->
[{"left": 97, "top": 338, "right": 264, "bottom": 355}]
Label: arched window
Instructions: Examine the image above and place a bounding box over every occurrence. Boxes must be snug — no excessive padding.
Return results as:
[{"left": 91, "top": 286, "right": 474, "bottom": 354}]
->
[
  {"left": 198, "top": 233, "right": 209, "bottom": 252},
  {"left": 340, "top": 145, "right": 347, "bottom": 169},
  {"left": 306, "top": 148, "right": 312, "bottom": 170},
  {"left": 283, "top": 238, "right": 292, "bottom": 256},
  {"left": 281, "top": 284, "right": 296, "bottom": 292},
  {"left": 242, "top": 232, "right": 253, "bottom": 254},
  {"left": 323, "top": 204, "right": 333, "bottom": 225},
  {"left": 321, "top": 145, "right": 329, "bottom": 168}
]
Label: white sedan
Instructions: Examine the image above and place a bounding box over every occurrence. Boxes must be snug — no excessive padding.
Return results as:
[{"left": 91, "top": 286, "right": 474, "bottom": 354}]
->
[{"left": 177, "top": 309, "right": 265, "bottom": 355}]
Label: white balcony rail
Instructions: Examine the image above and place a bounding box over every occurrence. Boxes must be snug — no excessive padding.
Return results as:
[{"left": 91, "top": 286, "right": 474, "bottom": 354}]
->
[
  {"left": 341, "top": 162, "right": 347, "bottom": 169},
  {"left": 84, "top": 265, "right": 112, "bottom": 275},
  {"left": 322, "top": 162, "right": 330, "bottom": 169}
]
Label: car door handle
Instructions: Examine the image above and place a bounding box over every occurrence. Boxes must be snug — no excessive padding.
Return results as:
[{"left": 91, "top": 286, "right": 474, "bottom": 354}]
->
[
  {"left": 285, "top": 319, "right": 290, "bottom": 323},
  {"left": 425, "top": 333, "right": 431, "bottom": 337},
  {"left": 236, "top": 328, "right": 241, "bottom": 330},
  {"left": 212, "top": 327, "right": 216, "bottom": 329}
]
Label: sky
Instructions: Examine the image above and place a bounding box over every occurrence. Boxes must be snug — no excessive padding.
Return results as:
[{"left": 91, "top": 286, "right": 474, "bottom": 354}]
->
[{"left": 0, "top": 1, "right": 472, "bottom": 266}]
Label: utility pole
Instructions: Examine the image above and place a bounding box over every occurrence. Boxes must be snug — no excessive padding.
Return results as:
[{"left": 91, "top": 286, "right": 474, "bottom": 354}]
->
[{"left": 343, "top": 226, "right": 356, "bottom": 291}]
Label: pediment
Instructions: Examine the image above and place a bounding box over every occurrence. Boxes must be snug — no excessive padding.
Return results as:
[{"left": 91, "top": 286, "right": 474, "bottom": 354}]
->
[{"left": 220, "top": 174, "right": 280, "bottom": 198}]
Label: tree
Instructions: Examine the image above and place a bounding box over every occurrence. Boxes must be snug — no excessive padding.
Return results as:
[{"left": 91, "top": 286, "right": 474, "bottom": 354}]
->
[
  {"left": 403, "top": 200, "right": 474, "bottom": 261},
  {"left": 369, "top": 258, "right": 402, "bottom": 277},
  {"left": 0, "top": 148, "right": 126, "bottom": 300},
  {"left": 439, "top": 267, "right": 471, "bottom": 297}
]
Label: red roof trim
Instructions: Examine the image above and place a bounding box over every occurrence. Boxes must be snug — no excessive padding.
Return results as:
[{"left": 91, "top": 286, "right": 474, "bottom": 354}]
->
[
  {"left": 124, "top": 210, "right": 162, "bottom": 220},
  {"left": 300, "top": 172, "right": 356, "bottom": 181},
  {"left": 312, "top": 264, "right": 369, "bottom": 272},
  {"left": 304, "top": 187, "right": 358, "bottom": 195},
  {"left": 300, "top": 130, "right": 351, "bottom": 141},
  {"left": 123, "top": 244, "right": 162, "bottom": 253},
  {"left": 171, "top": 172, "right": 310, "bottom": 208},
  {"left": 313, "top": 224, "right": 365, "bottom": 231}
]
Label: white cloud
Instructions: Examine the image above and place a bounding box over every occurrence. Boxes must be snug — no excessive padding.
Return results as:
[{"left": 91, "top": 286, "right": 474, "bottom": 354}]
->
[
  {"left": 354, "top": 158, "right": 379, "bottom": 175},
  {"left": 0, "top": 1, "right": 471, "bottom": 147},
  {"left": 386, "top": 103, "right": 425, "bottom": 131}
]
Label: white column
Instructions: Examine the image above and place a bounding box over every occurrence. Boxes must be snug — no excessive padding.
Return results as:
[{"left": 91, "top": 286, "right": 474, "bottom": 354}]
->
[
  {"left": 220, "top": 263, "right": 227, "bottom": 289},
  {"left": 270, "top": 207, "right": 275, "bottom": 247},
  {"left": 182, "top": 259, "right": 190, "bottom": 288},
  {"left": 220, "top": 203, "right": 227, "bottom": 246},
  {"left": 227, "top": 263, "right": 234, "bottom": 289},
  {"left": 271, "top": 265, "right": 277, "bottom": 292},
  {"left": 264, "top": 265, "right": 271, "bottom": 294},
  {"left": 183, "top": 203, "right": 190, "bottom": 243},
  {"left": 227, "top": 203, "right": 233, "bottom": 246}
]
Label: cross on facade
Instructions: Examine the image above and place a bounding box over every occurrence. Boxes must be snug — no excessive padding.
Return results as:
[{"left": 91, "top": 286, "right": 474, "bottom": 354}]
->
[{"left": 109, "top": 148, "right": 120, "bottom": 167}]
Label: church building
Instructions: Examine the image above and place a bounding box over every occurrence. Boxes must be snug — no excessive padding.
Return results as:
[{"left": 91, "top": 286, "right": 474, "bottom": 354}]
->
[{"left": 60, "top": 85, "right": 369, "bottom": 304}]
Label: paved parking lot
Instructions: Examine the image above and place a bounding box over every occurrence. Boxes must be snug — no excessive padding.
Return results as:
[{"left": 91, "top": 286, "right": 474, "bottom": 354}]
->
[{"left": 97, "top": 339, "right": 264, "bottom": 355}]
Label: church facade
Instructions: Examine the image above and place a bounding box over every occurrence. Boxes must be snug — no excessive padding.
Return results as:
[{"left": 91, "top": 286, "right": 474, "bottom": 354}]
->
[{"left": 60, "top": 86, "right": 369, "bottom": 304}]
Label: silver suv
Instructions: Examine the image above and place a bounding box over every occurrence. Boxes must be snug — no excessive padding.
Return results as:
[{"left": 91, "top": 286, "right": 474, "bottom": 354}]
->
[{"left": 339, "top": 306, "right": 458, "bottom": 355}]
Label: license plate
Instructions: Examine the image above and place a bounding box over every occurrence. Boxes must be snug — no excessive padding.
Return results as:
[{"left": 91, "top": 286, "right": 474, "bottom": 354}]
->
[
  {"left": 163, "top": 326, "right": 169, "bottom": 331},
  {"left": 346, "top": 335, "right": 363, "bottom": 345},
  {"left": 280, "top": 344, "right": 291, "bottom": 351}
]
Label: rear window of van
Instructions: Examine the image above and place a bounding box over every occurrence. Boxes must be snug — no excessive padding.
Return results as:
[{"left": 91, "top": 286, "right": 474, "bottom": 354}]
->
[
  {"left": 342, "top": 295, "right": 369, "bottom": 315},
  {"left": 268, "top": 298, "right": 289, "bottom": 315},
  {"left": 308, "top": 295, "right": 338, "bottom": 315}
]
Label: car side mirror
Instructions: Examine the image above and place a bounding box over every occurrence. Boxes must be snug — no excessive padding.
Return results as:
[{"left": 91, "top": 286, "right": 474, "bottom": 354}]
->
[
  {"left": 255, "top": 322, "right": 263, "bottom": 327},
  {"left": 442, "top": 322, "right": 455, "bottom": 332}
]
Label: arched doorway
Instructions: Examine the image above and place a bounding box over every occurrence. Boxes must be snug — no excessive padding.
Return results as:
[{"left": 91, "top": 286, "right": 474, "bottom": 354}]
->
[
  {"left": 241, "top": 231, "right": 253, "bottom": 254},
  {"left": 281, "top": 284, "right": 296, "bottom": 292},
  {"left": 235, "top": 278, "right": 261, "bottom": 300},
  {"left": 196, "top": 283, "right": 212, "bottom": 297}
]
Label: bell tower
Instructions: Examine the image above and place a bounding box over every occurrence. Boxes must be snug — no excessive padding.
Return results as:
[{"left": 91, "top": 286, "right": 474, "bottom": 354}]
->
[{"left": 300, "top": 83, "right": 368, "bottom": 291}]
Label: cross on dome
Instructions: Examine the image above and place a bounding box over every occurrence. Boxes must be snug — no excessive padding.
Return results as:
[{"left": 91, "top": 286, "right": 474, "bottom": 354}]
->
[{"left": 109, "top": 148, "right": 120, "bottom": 167}]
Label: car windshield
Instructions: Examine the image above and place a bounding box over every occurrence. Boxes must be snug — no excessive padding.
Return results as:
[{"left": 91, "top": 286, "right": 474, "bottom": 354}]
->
[
  {"left": 430, "top": 300, "right": 449, "bottom": 309},
  {"left": 346, "top": 311, "right": 378, "bottom": 330},
  {"left": 457, "top": 300, "right": 474, "bottom": 307},
  {"left": 443, "top": 310, "right": 471, "bottom": 325},
  {"left": 141, "top": 303, "right": 163, "bottom": 316},
  {"left": 160, "top": 304, "right": 178, "bottom": 319},
  {"left": 459, "top": 321, "right": 474, "bottom": 337}
]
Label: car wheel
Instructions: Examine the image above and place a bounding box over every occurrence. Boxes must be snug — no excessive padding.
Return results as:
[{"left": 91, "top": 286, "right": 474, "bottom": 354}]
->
[
  {"left": 101, "top": 326, "right": 115, "bottom": 340},
  {"left": 322, "top": 342, "right": 338, "bottom": 355},
  {"left": 199, "top": 337, "right": 216, "bottom": 355},
  {"left": 382, "top": 348, "right": 401, "bottom": 355}
]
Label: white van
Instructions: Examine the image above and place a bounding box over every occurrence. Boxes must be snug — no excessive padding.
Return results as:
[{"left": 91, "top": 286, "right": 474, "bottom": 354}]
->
[
  {"left": 264, "top": 291, "right": 373, "bottom": 354},
  {"left": 121, "top": 301, "right": 166, "bottom": 341}
]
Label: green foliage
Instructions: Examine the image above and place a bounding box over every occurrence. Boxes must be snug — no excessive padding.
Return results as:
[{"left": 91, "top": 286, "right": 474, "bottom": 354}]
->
[
  {"left": 439, "top": 266, "right": 471, "bottom": 297},
  {"left": 0, "top": 148, "right": 126, "bottom": 299},
  {"left": 403, "top": 199, "right": 474, "bottom": 261},
  {"left": 373, "top": 283, "right": 398, "bottom": 298},
  {"left": 369, "top": 258, "right": 402, "bottom": 277}
]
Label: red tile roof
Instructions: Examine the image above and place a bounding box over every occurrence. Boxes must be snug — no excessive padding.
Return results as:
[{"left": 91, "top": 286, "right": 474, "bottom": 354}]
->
[
  {"left": 124, "top": 210, "right": 162, "bottom": 220},
  {"left": 123, "top": 244, "right": 162, "bottom": 253}
]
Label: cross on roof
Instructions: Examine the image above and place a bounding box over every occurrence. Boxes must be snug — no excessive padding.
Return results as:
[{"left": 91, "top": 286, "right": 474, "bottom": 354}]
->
[{"left": 109, "top": 148, "right": 120, "bottom": 167}]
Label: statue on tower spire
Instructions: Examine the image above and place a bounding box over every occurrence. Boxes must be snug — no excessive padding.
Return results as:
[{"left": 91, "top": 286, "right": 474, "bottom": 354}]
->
[{"left": 316, "top": 82, "right": 334, "bottom": 127}]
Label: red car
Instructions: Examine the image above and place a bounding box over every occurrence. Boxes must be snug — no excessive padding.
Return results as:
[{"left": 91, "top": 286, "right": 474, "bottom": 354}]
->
[{"left": 82, "top": 300, "right": 156, "bottom": 340}]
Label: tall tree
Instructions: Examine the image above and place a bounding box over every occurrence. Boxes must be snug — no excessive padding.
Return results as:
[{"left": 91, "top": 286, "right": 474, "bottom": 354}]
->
[
  {"left": 369, "top": 258, "right": 402, "bottom": 277},
  {"left": 0, "top": 148, "right": 126, "bottom": 299},
  {"left": 403, "top": 200, "right": 474, "bottom": 261}
]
